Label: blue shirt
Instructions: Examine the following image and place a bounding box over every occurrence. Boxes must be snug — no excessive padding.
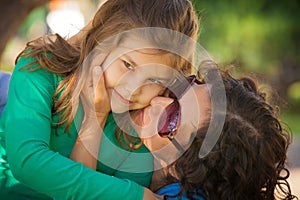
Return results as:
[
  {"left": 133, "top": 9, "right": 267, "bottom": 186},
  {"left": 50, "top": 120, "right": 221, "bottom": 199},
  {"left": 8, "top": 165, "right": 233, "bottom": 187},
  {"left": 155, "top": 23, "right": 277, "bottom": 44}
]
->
[
  {"left": 157, "top": 183, "right": 205, "bottom": 200},
  {"left": 0, "top": 71, "right": 11, "bottom": 116}
]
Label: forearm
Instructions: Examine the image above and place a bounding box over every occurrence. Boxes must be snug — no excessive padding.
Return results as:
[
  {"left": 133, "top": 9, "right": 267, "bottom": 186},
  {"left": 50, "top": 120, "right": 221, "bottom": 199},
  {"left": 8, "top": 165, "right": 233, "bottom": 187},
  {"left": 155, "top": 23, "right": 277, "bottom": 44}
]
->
[
  {"left": 4, "top": 55, "right": 145, "bottom": 199},
  {"left": 70, "top": 136, "right": 100, "bottom": 169},
  {"left": 70, "top": 62, "right": 111, "bottom": 169},
  {"left": 70, "top": 114, "right": 108, "bottom": 170},
  {"left": 5, "top": 113, "right": 143, "bottom": 200}
]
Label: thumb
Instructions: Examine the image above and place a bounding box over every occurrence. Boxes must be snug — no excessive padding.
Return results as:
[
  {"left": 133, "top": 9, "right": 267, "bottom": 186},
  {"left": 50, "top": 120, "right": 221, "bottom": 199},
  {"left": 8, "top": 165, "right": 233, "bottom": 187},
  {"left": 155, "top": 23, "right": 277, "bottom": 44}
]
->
[{"left": 92, "top": 66, "right": 111, "bottom": 113}]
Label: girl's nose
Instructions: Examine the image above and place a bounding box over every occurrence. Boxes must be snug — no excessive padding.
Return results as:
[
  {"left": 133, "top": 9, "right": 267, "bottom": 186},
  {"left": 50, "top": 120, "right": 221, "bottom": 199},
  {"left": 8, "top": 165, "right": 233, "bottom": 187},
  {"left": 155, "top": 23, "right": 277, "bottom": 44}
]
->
[{"left": 121, "top": 72, "right": 145, "bottom": 93}]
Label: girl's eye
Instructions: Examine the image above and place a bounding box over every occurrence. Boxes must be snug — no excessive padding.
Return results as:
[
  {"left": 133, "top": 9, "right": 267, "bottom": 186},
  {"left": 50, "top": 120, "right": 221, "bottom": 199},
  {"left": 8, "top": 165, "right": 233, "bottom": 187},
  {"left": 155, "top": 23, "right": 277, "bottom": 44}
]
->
[
  {"left": 148, "top": 78, "right": 163, "bottom": 85},
  {"left": 123, "top": 61, "right": 135, "bottom": 71}
]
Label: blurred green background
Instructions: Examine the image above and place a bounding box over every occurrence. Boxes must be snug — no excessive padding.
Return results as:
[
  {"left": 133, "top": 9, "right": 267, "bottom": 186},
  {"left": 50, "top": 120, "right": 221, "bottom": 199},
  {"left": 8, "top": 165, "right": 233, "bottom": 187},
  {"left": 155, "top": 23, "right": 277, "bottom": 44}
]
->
[
  {"left": 192, "top": 0, "right": 300, "bottom": 134},
  {"left": 0, "top": 0, "right": 299, "bottom": 133}
]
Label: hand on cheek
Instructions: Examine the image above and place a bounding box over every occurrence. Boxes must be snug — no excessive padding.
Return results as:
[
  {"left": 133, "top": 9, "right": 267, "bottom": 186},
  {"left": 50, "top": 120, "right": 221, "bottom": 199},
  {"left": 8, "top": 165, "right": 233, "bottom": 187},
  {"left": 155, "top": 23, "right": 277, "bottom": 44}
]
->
[{"left": 93, "top": 66, "right": 111, "bottom": 116}]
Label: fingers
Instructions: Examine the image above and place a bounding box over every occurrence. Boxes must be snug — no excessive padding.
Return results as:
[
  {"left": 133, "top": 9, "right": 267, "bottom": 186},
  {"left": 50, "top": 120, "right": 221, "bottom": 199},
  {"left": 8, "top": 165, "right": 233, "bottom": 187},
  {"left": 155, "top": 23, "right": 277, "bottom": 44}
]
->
[
  {"left": 90, "top": 53, "right": 108, "bottom": 69},
  {"left": 92, "top": 66, "right": 111, "bottom": 114},
  {"left": 83, "top": 53, "right": 108, "bottom": 99}
]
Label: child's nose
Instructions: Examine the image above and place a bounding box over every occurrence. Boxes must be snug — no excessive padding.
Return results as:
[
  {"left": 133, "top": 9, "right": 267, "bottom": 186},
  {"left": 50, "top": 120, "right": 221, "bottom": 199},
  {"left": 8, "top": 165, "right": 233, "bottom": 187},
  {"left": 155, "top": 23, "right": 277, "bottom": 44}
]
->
[{"left": 124, "top": 73, "right": 145, "bottom": 91}]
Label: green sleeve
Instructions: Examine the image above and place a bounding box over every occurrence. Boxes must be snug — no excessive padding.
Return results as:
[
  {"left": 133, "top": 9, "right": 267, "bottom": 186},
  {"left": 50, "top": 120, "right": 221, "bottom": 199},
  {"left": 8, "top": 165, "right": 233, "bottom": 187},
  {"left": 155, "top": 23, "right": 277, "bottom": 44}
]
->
[{"left": 3, "top": 56, "right": 144, "bottom": 200}]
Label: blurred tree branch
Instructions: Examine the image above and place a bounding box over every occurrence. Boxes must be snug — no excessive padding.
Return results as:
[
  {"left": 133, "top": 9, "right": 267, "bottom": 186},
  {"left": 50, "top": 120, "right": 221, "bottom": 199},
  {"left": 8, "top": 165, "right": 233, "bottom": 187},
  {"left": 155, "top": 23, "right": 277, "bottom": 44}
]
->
[{"left": 0, "top": 0, "right": 49, "bottom": 61}]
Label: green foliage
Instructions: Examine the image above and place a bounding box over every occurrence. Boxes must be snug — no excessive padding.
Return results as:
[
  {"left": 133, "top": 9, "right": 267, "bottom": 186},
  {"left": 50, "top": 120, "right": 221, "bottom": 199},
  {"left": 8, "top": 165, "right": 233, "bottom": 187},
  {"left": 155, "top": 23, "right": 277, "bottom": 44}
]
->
[
  {"left": 18, "top": 7, "right": 47, "bottom": 39},
  {"left": 288, "top": 82, "right": 300, "bottom": 102},
  {"left": 286, "top": 82, "right": 300, "bottom": 123},
  {"left": 191, "top": 0, "right": 300, "bottom": 132},
  {"left": 191, "top": 0, "right": 300, "bottom": 72},
  {"left": 281, "top": 110, "right": 300, "bottom": 135}
]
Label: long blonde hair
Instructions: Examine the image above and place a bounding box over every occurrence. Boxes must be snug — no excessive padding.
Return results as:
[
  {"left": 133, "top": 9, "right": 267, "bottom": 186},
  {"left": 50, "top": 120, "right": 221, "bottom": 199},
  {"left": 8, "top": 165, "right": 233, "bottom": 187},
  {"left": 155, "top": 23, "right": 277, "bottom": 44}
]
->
[{"left": 16, "top": 0, "right": 199, "bottom": 133}]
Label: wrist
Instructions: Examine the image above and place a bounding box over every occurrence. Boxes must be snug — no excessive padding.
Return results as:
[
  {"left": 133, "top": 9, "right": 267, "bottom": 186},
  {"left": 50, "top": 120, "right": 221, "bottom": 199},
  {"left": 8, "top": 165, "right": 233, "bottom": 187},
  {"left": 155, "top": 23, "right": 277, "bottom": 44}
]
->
[{"left": 95, "top": 111, "right": 109, "bottom": 119}]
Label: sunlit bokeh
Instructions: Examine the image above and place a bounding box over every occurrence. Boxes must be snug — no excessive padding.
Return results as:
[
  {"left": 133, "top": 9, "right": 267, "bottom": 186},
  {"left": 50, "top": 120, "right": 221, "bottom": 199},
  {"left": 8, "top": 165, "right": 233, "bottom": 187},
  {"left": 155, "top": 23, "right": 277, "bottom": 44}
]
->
[{"left": 47, "top": 0, "right": 85, "bottom": 37}]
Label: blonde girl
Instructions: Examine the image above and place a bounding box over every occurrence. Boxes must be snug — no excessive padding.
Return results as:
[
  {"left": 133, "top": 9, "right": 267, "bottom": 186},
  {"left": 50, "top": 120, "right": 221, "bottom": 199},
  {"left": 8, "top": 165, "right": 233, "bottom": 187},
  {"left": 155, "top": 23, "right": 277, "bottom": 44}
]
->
[{"left": 0, "top": 0, "right": 199, "bottom": 199}]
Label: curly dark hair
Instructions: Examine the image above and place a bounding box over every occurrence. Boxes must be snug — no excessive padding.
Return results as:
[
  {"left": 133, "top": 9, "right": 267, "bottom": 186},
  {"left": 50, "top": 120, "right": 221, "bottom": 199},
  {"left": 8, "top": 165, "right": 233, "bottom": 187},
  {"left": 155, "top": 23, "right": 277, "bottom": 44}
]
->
[{"left": 164, "top": 68, "right": 297, "bottom": 200}]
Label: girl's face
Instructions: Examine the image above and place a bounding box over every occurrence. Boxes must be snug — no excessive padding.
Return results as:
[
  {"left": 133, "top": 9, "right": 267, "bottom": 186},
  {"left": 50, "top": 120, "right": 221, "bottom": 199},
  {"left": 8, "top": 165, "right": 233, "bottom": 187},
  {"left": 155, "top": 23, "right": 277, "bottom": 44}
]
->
[
  {"left": 130, "top": 84, "right": 211, "bottom": 153},
  {"left": 101, "top": 46, "right": 176, "bottom": 113}
]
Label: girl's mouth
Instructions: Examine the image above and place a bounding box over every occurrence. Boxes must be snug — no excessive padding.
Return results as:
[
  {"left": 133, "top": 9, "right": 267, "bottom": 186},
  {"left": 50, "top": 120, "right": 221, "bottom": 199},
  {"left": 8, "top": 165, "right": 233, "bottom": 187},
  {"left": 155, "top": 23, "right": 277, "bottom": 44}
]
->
[{"left": 113, "top": 89, "right": 134, "bottom": 105}]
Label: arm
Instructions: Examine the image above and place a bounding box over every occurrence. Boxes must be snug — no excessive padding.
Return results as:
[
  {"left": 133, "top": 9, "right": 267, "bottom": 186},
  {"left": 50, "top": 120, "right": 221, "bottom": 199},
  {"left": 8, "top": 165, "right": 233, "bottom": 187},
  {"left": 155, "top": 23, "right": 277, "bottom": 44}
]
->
[
  {"left": 4, "top": 56, "right": 145, "bottom": 200},
  {"left": 66, "top": 66, "right": 163, "bottom": 199},
  {"left": 70, "top": 66, "right": 110, "bottom": 170},
  {"left": 69, "top": 113, "right": 107, "bottom": 169}
]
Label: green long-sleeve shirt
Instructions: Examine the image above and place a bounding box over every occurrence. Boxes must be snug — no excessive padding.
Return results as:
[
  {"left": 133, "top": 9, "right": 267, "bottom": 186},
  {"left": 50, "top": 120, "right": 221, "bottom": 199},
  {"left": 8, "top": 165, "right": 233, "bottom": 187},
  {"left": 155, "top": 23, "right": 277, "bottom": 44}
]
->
[{"left": 0, "top": 55, "right": 153, "bottom": 200}]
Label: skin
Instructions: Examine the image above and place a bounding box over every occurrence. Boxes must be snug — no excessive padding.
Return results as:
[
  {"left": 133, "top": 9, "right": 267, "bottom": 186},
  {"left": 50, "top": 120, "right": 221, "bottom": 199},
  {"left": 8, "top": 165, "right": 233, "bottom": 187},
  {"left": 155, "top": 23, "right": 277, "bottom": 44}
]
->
[
  {"left": 71, "top": 68, "right": 210, "bottom": 199},
  {"left": 69, "top": 21, "right": 176, "bottom": 114},
  {"left": 130, "top": 84, "right": 211, "bottom": 153},
  {"left": 69, "top": 21, "right": 192, "bottom": 200},
  {"left": 129, "top": 84, "right": 211, "bottom": 191},
  {"left": 72, "top": 80, "right": 211, "bottom": 199},
  {"left": 71, "top": 39, "right": 179, "bottom": 164},
  {"left": 101, "top": 45, "right": 176, "bottom": 113},
  {"left": 71, "top": 40, "right": 178, "bottom": 200}
]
